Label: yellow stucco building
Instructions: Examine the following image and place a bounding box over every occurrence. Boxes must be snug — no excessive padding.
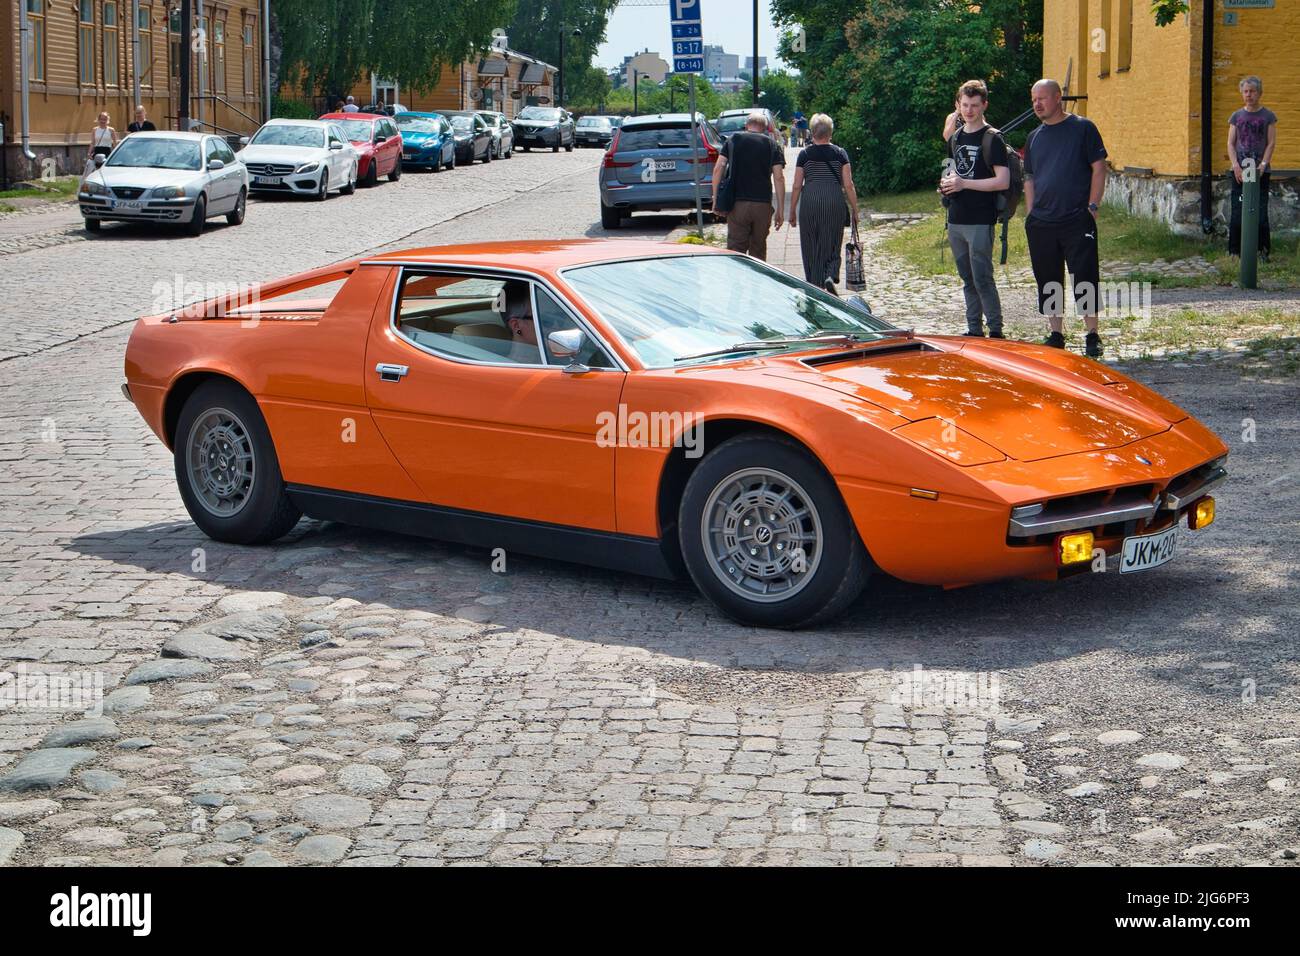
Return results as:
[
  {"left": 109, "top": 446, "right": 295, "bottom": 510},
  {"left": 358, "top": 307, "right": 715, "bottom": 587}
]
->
[{"left": 1042, "top": 0, "right": 1296, "bottom": 235}]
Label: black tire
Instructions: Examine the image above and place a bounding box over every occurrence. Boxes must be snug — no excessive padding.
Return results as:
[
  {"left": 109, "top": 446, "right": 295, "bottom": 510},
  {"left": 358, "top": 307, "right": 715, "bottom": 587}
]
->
[
  {"left": 552, "top": 144, "right": 560, "bottom": 153},
  {"left": 482, "top": 143, "right": 492, "bottom": 163},
  {"left": 185, "top": 195, "right": 207, "bottom": 236},
  {"left": 388, "top": 158, "right": 401, "bottom": 182},
  {"left": 341, "top": 164, "right": 357, "bottom": 194},
  {"left": 600, "top": 202, "right": 622, "bottom": 229},
  {"left": 315, "top": 171, "right": 328, "bottom": 200},
  {"left": 173, "top": 379, "right": 301, "bottom": 545},
  {"left": 84, "top": 217, "right": 101, "bottom": 232},
  {"left": 565, "top": 139, "right": 574, "bottom": 152},
  {"left": 226, "top": 188, "right": 246, "bottom": 225},
  {"left": 364, "top": 160, "right": 379, "bottom": 187},
  {"left": 522, "top": 145, "right": 530, "bottom": 152},
  {"left": 677, "top": 434, "right": 870, "bottom": 628}
]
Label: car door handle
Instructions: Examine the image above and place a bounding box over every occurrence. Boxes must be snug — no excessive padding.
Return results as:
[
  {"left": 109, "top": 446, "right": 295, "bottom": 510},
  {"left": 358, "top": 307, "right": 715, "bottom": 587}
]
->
[{"left": 375, "top": 363, "right": 409, "bottom": 382}]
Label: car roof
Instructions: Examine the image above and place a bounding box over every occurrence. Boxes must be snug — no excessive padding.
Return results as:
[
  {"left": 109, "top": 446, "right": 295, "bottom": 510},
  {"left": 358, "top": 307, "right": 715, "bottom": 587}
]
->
[
  {"left": 394, "top": 111, "right": 443, "bottom": 119},
  {"left": 621, "top": 113, "right": 706, "bottom": 127},
  {"left": 265, "top": 118, "right": 331, "bottom": 127},
  {"left": 117, "top": 130, "right": 209, "bottom": 141},
  {"left": 363, "top": 239, "right": 729, "bottom": 273},
  {"left": 320, "top": 112, "right": 385, "bottom": 121}
]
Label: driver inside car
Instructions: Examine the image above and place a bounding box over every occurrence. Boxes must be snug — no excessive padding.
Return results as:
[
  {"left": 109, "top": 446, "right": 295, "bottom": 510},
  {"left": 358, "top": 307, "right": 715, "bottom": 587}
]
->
[{"left": 502, "top": 282, "right": 542, "bottom": 364}]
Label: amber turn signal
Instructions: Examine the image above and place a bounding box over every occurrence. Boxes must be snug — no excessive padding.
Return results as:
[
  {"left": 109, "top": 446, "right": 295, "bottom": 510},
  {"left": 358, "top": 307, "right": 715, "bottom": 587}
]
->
[
  {"left": 1057, "top": 531, "right": 1094, "bottom": 566},
  {"left": 1188, "top": 496, "right": 1215, "bottom": 530}
]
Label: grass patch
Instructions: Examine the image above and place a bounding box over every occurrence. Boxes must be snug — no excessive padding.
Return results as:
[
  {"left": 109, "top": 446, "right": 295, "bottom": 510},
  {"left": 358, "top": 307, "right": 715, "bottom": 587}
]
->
[
  {"left": 861, "top": 188, "right": 939, "bottom": 215},
  {"left": 996, "top": 308, "right": 1300, "bottom": 359},
  {"left": 878, "top": 199, "right": 1299, "bottom": 290},
  {"left": 0, "top": 176, "right": 80, "bottom": 206}
]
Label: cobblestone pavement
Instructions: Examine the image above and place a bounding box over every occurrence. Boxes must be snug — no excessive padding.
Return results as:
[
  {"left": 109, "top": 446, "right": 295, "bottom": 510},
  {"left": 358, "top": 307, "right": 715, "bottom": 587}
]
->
[{"left": 1, "top": 152, "right": 1298, "bottom": 866}]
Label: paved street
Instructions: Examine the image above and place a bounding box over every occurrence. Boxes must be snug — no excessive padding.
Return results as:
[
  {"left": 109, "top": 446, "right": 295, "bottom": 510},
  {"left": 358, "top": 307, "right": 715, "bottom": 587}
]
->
[{"left": 0, "top": 148, "right": 1297, "bottom": 867}]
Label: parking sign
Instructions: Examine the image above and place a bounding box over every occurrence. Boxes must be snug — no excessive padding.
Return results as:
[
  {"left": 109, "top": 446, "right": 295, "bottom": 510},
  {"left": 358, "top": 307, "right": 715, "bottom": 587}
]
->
[{"left": 670, "top": 0, "right": 703, "bottom": 74}]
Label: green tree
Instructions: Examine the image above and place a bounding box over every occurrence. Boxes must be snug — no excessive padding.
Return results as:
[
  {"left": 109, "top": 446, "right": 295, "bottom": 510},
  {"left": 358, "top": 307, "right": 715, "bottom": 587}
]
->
[
  {"left": 505, "top": 1, "right": 622, "bottom": 103},
  {"left": 757, "top": 69, "right": 799, "bottom": 124}
]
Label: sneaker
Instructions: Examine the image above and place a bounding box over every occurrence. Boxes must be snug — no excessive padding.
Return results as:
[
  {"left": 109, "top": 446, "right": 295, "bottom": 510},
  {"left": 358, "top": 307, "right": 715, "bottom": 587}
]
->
[
  {"left": 988, "top": 328, "right": 1005, "bottom": 339},
  {"left": 1085, "top": 332, "right": 1103, "bottom": 358},
  {"left": 1044, "top": 331, "right": 1066, "bottom": 349}
]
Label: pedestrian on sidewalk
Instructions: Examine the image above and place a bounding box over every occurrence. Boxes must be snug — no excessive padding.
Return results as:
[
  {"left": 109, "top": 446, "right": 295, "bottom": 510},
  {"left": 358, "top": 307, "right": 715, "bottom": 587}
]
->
[
  {"left": 788, "top": 113, "right": 858, "bottom": 294},
  {"left": 84, "top": 112, "right": 117, "bottom": 180},
  {"left": 711, "top": 110, "right": 786, "bottom": 261},
  {"left": 1022, "top": 78, "right": 1109, "bottom": 357},
  {"left": 939, "top": 79, "right": 1009, "bottom": 338},
  {"left": 126, "top": 105, "right": 156, "bottom": 135},
  {"left": 1227, "top": 75, "right": 1277, "bottom": 261},
  {"left": 343, "top": 96, "right": 361, "bottom": 114}
]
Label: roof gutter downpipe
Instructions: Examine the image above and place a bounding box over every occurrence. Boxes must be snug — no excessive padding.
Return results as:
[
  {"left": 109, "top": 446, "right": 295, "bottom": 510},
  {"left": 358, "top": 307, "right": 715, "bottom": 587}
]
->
[
  {"left": 19, "top": 0, "right": 37, "bottom": 163},
  {"left": 1200, "top": 0, "right": 1214, "bottom": 233}
]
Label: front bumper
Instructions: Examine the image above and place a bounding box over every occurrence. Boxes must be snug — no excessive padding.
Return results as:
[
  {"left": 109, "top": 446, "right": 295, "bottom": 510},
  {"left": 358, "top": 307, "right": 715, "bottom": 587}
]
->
[
  {"left": 246, "top": 168, "right": 325, "bottom": 194},
  {"left": 600, "top": 176, "right": 715, "bottom": 212},
  {"left": 516, "top": 127, "right": 560, "bottom": 146},
  {"left": 79, "top": 194, "right": 194, "bottom": 221},
  {"left": 401, "top": 143, "right": 443, "bottom": 164}
]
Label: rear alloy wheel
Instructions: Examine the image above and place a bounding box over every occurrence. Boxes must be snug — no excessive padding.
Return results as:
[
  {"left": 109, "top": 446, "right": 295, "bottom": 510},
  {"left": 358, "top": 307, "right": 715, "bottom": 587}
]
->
[
  {"left": 341, "top": 164, "right": 357, "bottom": 194},
  {"left": 315, "top": 171, "right": 329, "bottom": 200},
  {"left": 226, "top": 188, "right": 246, "bottom": 225},
  {"left": 552, "top": 143, "right": 560, "bottom": 153},
  {"left": 565, "top": 138, "right": 574, "bottom": 152},
  {"left": 483, "top": 143, "right": 492, "bottom": 163},
  {"left": 600, "top": 202, "right": 622, "bottom": 229},
  {"left": 388, "top": 158, "right": 401, "bottom": 182},
  {"left": 185, "top": 195, "right": 207, "bottom": 236},
  {"left": 364, "top": 160, "right": 379, "bottom": 187},
  {"left": 174, "top": 380, "right": 301, "bottom": 544},
  {"left": 678, "top": 435, "right": 870, "bottom": 628}
]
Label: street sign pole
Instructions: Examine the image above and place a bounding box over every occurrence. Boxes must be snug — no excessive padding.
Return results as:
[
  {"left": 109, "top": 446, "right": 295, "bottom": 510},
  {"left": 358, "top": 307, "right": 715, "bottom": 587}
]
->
[{"left": 671, "top": 0, "right": 706, "bottom": 238}]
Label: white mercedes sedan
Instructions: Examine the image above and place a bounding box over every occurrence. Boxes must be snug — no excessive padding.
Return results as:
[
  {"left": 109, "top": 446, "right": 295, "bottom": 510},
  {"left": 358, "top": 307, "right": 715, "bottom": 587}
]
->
[
  {"left": 78, "top": 131, "right": 248, "bottom": 236},
  {"left": 239, "top": 119, "right": 359, "bottom": 199}
]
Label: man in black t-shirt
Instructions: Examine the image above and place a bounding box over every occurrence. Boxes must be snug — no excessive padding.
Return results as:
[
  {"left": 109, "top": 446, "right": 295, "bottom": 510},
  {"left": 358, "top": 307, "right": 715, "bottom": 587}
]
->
[
  {"left": 126, "top": 106, "right": 157, "bottom": 135},
  {"left": 939, "top": 79, "right": 1008, "bottom": 338},
  {"left": 711, "top": 111, "right": 786, "bottom": 260}
]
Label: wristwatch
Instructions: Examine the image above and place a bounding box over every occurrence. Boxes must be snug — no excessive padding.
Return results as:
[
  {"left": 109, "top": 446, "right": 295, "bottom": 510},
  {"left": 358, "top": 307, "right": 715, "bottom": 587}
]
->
[{"left": 1087, "top": 202, "right": 1099, "bottom": 213}]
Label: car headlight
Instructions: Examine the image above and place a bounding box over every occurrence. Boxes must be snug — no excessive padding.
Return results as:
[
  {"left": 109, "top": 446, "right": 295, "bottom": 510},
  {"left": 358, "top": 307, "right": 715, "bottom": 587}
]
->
[
  {"left": 153, "top": 185, "right": 186, "bottom": 199},
  {"left": 81, "top": 180, "right": 109, "bottom": 196},
  {"left": 295, "top": 162, "right": 320, "bottom": 174}
]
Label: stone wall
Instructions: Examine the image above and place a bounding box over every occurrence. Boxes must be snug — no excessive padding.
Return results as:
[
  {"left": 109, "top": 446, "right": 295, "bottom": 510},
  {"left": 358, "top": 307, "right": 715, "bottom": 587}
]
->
[{"left": 1104, "top": 169, "right": 1299, "bottom": 239}]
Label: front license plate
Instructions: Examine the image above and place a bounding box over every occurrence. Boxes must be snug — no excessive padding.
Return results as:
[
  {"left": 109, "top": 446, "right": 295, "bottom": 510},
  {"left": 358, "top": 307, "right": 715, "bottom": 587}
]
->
[
  {"left": 254, "top": 175, "right": 281, "bottom": 185},
  {"left": 654, "top": 160, "right": 677, "bottom": 172},
  {"left": 1119, "top": 525, "right": 1178, "bottom": 573},
  {"left": 110, "top": 200, "right": 142, "bottom": 209}
]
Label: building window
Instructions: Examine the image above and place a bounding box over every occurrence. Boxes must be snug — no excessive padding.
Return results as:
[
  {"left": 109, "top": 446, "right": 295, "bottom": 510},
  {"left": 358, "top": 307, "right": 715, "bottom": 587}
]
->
[
  {"left": 26, "top": 0, "right": 45, "bottom": 82},
  {"left": 103, "top": 3, "right": 119, "bottom": 87},
  {"left": 79, "top": 0, "right": 97, "bottom": 86},
  {"left": 243, "top": 21, "right": 256, "bottom": 93},
  {"left": 198, "top": 17, "right": 209, "bottom": 92},
  {"left": 138, "top": 6, "right": 152, "bottom": 87},
  {"left": 213, "top": 19, "right": 225, "bottom": 93},
  {"left": 1117, "top": 0, "right": 1133, "bottom": 72},
  {"left": 170, "top": 9, "right": 180, "bottom": 81}
]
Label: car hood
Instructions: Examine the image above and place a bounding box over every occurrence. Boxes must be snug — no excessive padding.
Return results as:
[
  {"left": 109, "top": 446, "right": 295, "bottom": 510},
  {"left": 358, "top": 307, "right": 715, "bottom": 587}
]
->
[
  {"left": 514, "top": 120, "right": 557, "bottom": 129},
  {"left": 239, "top": 144, "right": 330, "bottom": 163},
  {"left": 767, "top": 339, "right": 1187, "bottom": 463},
  {"left": 90, "top": 166, "right": 205, "bottom": 189},
  {"left": 401, "top": 131, "right": 442, "bottom": 144}
]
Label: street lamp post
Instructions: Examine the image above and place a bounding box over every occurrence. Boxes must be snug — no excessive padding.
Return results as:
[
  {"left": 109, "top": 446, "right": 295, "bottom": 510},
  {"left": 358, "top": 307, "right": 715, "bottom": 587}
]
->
[
  {"left": 557, "top": 25, "right": 582, "bottom": 107},
  {"left": 633, "top": 69, "right": 639, "bottom": 115}
]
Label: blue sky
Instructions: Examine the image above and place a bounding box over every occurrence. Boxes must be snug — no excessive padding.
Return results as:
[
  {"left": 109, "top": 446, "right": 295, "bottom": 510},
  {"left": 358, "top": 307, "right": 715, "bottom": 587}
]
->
[{"left": 595, "top": 0, "right": 789, "bottom": 72}]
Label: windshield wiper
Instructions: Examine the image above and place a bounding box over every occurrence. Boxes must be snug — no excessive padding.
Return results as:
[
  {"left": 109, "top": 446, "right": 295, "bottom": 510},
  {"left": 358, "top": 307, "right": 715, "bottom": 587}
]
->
[{"left": 672, "top": 332, "right": 868, "bottom": 364}]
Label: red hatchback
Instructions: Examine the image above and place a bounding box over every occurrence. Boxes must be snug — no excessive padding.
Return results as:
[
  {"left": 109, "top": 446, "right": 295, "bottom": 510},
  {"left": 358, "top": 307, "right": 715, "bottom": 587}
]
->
[{"left": 319, "top": 112, "right": 402, "bottom": 186}]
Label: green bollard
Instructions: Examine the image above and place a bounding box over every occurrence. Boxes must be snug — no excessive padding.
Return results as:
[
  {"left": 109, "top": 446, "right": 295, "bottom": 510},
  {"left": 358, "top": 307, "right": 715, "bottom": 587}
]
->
[{"left": 1239, "top": 174, "right": 1260, "bottom": 289}]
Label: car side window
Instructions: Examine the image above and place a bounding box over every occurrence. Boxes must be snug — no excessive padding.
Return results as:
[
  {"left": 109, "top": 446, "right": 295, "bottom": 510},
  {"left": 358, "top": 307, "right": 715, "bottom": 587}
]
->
[
  {"left": 216, "top": 140, "right": 237, "bottom": 164},
  {"left": 205, "top": 138, "right": 222, "bottom": 164},
  {"left": 535, "top": 287, "right": 615, "bottom": 369},
  {"left": 328, "top": 126, "right": 344, "bottom": 146},
  {"left": 394, "top": 272, "right": 547, "bottom": 366}
]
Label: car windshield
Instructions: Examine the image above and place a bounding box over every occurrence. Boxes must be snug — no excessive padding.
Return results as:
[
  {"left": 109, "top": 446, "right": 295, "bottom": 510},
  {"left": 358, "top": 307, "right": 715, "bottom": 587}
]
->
[
  {"left": 446, "top": 115, "right": 473, "bottom": 131},
  {"left": 716, "top": 115, "right": 748, "bottom": 133},
  {"left": 105, "top": 137, "right": 202, "bottom": 170},
  {"left": 613, "top": 123, "right": 694, "bottom": 151},
  {"left": 396, "top": 115, "right": 440, "bottom": 133},
  {"left": 518, "top": 107, "right": 562, "bottom": 121},
  {"left": 578, "top": 117, "right": 611, "bottom": 128},
  {"left": 251, "top": 124, "right": 324, "bottom": 148},
  {"left": 334, "top": 119, "right": 375, "bottom": 141},
  {"left": 564, "top": 254, "right": 894, "bottom": 367}
]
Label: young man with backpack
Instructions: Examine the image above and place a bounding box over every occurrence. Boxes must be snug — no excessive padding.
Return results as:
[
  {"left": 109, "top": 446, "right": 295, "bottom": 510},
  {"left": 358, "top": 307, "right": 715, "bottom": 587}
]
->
[{"left": 939, "top": 79, "right": 1012, "bottom": 338}]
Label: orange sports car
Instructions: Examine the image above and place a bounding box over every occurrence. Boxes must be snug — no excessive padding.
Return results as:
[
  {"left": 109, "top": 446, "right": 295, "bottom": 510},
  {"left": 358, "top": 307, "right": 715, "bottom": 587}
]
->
[{"left": 123, "top": 240, "right": 1228, "bottom": 628}]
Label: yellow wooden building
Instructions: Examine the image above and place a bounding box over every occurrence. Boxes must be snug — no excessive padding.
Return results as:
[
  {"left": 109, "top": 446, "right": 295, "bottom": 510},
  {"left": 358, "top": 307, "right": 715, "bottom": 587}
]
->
[{"left": 1042, "top": 0, "right": 1296, "bottom": 235}]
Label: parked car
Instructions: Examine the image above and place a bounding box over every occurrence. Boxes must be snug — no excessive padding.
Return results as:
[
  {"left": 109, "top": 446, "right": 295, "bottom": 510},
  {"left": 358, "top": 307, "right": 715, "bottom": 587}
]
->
[
  {"left": 513, "top": 106, "right": 575, "bottom": 152},
  {"left": 239, "top": 119, "right": 358, "bottom": 199},
  {"left": 714, "top": 107, "right": 782, "bottom": 146},
  {"left": 598, "top": 113, "right": 721, "bottom": 229},
  {"left": 436, "top": 111, "right": 493, "bottom": 165},
  {"left": 574, "top": 115, "right": 616, "bottom": 148},
  {"left": 122, "top": 241, "right": 1228, "bottom": 628},
  {"left": 394, "top": 112, "right": 457, "bottom": 171},
  {"left": 318, "top": 112, "right": 402, "bottom": 186},
  {"left": 476, "top": 111, "right": 514, "bottom": 159},
  {"left": 78, "top": 131, "right": 247, "bottom": 236}
]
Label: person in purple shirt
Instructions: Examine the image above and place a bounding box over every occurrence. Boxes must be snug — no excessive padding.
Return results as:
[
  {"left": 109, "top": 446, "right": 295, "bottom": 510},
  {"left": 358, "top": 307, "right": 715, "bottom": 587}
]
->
[{"left": 1227, "top": 75, "right": 1278, "bottom": 260}]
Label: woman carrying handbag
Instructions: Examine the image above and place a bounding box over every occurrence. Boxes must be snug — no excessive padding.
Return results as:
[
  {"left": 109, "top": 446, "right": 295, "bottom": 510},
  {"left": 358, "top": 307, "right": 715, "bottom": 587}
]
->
[
  {"left": 84, "top": 112, "right": 118, "bottom": 180},
  {"left": 788, "top": 112, "right": 859, "bottom": 295}
]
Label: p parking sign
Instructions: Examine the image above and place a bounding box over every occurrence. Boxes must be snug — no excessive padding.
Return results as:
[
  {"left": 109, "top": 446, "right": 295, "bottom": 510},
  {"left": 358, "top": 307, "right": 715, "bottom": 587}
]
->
[{"left": 670, "top": 0, "right": 704, "bottom": 74}]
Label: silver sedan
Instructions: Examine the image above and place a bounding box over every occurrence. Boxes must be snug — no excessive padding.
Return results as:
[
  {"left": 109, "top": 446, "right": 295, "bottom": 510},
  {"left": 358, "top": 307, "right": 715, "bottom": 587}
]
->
[{"left": 79, "top": 131, "right": 247, "bottom": 236}]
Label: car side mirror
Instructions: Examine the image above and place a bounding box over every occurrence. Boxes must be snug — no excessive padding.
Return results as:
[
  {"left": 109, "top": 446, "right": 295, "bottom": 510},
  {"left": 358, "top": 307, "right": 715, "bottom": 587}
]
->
[
  {"left": 329, "top": 141, "right": 343, "bottom": 150},
  {"left": 375, "top": 135, "right": 386, "bottom": 143},
  {"left": 239, "top": 136, "right": 250, "bottom": 146},
  {"left": 207, "top": 159, "right": 225, "bottom": 171},
  {"left": 94, "top": 154, "right": 107, "bottom": 166},
  {"left": 548, "top": 329, "right": 590, "bottom": 374}
]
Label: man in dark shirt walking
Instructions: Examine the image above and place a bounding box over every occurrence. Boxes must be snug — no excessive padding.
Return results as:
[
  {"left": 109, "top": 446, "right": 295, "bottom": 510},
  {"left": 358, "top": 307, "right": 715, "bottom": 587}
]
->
[
  {"left": 939, "top": 79, "right": 1009, "bottom": 338},
  {"left": 1023, "top": 79, "right": 1108, "bottom": 357},
  {"left": 1227, "top": 75, "right": 1278, "bottom": 260},
  {"left": 711, "top": 111, "right": 786, "bottom": 260}
]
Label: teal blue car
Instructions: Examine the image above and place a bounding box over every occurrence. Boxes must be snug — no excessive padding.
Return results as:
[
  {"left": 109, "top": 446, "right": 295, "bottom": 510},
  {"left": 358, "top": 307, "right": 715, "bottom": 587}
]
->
[{"left": 394, "top": 112, "right": 457, "bottom": 171}]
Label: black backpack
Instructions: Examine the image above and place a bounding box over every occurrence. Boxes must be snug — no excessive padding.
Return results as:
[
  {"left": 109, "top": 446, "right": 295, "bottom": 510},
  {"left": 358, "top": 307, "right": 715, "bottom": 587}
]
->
[{"left": 948, "top": 125, "right": 1024, "bottom": 264}]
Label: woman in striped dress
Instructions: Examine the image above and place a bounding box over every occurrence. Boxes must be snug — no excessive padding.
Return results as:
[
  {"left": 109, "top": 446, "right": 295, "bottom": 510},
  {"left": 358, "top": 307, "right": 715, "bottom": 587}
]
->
[{"left": 788, "top": 114, "right": 859, "bottom": 294}]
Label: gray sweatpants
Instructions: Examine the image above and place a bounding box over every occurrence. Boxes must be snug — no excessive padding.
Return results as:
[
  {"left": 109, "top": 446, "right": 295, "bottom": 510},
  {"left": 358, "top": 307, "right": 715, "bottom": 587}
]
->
[{"left": 947, "top": 222, "right": 1003, "bottom": 334}]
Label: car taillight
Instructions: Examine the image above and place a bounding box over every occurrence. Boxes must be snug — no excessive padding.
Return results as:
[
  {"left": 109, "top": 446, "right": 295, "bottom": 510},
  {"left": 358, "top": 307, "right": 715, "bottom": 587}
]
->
[
  {"left": 603, "top": 128, "right": 634, "bottom": 168},
  {"left": 690, "top": 126, "right": 719, "bottom": 164}
]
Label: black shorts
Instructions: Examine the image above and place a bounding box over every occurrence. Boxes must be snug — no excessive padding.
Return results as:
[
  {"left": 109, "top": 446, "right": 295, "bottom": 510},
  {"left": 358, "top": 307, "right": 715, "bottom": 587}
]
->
[{"left": 1024, "top": 210, "right": 1101, "bottom": 316}]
